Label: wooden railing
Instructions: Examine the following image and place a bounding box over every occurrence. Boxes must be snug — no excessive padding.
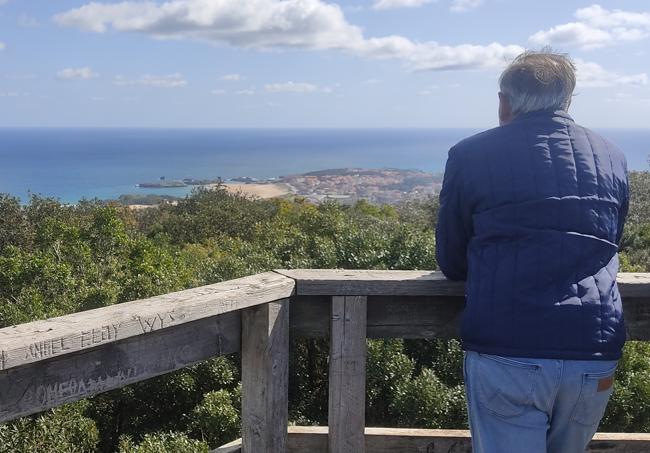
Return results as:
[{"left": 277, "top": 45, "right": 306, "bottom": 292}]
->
[{"left": 1, "top": 270, "right": 649, "bottom": 452}]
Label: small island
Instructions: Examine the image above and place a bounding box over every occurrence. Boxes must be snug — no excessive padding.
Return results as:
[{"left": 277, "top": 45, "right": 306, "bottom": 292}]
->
[{"left": 136, "top": 176, "right": 223, "bottom": 188}]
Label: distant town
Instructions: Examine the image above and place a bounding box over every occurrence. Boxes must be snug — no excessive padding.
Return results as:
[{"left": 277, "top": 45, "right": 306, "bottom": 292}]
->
[
  {"left": 277, "top": 168, "right": 442, "bottom": 204},
  {"left": 126, "top": 168, "right": 443, "bottom": 206}
]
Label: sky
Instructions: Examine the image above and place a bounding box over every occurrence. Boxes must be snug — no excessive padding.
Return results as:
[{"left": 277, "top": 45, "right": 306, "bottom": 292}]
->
[{"left": 0, "top": 0, "right": 649, "bottom": 128}]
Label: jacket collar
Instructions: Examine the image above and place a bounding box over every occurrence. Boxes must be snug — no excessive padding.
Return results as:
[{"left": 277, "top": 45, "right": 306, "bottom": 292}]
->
[{"left": 510, "top": 109, "right": 574, "bottom": 125}]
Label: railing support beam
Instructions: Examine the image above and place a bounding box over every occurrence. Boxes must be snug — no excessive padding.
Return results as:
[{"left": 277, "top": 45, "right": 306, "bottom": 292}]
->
[
  {"left": 328, "top": 295, "right": 367, "bottom": 453},
  {"left": 242, "top": 299, "right": 290, "bottom": 453}
]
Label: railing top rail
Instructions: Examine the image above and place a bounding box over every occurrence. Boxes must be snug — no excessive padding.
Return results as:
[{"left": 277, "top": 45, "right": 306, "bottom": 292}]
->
[
  {"left": 275, "top": 269, "right": 650, "bottom": 297},
  {"left": 1, "top": 269, "right": 648, "bottom": 373},
  {"left": 0, "top": 271, "right": 295, "bottom": 372}
]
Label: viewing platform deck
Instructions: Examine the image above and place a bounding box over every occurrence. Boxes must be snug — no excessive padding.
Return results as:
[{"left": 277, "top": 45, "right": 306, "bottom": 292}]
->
[{"left": 1, "top": 270, "right": 649, "bottom": 452}]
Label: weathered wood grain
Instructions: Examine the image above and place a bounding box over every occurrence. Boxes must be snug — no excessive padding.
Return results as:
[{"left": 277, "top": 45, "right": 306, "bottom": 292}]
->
[
  {"left": 213, "top": 438, "right": 243, "bottom": 453},
  {"left": 242, "top": 299, "right": 290, "bottom": 453},
  {"left": 290, "top": 295, "right": 330, "bottom": 338},
  {"left": 625, "top": 298, "right": 650, "bottom": 341},
  {"left": 276, "top": 269, "right": 649, "bottom": 299},
  {"left": 290, "top": 294, "right": 649, "bottom": 341},
  {"left": 0, "top": 272, "right": 295, "bottom": 371},
  {"left": 617, "top": 273, "right": 650, "bottom": 298},
  {"left": 366, "top": 295, "right": 463, "bottom": 339},
  {"left": 328, "top": 296, "right": 367, "bottom": 453},
  {"left": 290, "top": 295, "right": 469, "bottom": 340},
  {"left": 213, "top": 427, "right": 650, "bottom": 453},
  {"left": 276, "top": 269, "right": 465, "bottom": 296},
  {"left": 0, "top": 311, "right": 240, "bottom": 423}
]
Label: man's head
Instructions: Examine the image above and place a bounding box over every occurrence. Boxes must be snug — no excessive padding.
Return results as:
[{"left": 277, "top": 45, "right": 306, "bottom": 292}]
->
[{"left": 498, "top": 50, "right": 576, "bottom": 126}]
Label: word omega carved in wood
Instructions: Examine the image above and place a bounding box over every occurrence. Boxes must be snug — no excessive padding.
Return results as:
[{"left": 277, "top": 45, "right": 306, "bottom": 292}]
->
[{"left": 22, "top": 366, "right": 138, "bottom": 408}]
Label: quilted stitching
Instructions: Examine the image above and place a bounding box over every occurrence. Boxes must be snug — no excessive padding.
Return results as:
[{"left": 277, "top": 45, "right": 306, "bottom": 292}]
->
[{"left": 435, "top": 110, "right": 628, "bottom": 360}]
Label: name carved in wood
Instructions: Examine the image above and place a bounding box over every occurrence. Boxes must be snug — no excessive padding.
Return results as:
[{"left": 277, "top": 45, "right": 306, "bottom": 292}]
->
[
  {"left": 24, "top": 337, "right": 72, "bottom": 360},
  {"left": 21, "top": 366, "right": 138, "bottom": 408},
  {"left": 136, "top": 312, "right": 180, "bottom": 333},
  {"left": 81, "top": 324, "right": 120, "bottom": 348}
]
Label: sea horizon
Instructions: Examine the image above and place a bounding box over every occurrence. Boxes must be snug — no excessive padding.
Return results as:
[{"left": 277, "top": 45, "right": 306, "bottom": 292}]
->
[{"left": 1, "top": 127, "right": 648, "bottom": 203}]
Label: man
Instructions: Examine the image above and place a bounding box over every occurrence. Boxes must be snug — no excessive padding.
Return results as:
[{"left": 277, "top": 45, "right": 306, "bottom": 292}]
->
[{"left": 435, "top": 50, "right": 629, "bottom": 453}]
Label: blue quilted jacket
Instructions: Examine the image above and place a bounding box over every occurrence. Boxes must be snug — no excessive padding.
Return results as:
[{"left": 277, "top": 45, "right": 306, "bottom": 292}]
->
[{"left": 435, "top": 110, "right": 629, "bottom": 360}]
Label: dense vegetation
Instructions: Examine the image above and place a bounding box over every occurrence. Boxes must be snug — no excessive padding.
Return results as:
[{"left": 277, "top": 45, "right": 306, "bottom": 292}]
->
[{"left": 0, "top": 173, "right": 649, "bottom": 452}]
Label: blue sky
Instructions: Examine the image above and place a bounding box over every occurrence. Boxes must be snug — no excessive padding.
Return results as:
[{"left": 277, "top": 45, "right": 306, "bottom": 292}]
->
[{"left": 0, "top": 0, "right": 649, "bottom": 128}]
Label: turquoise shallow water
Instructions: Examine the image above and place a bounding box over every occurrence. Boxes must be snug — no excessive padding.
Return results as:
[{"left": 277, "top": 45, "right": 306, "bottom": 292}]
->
[{"left": 0, "top": 128, "right": 647, "bottom": 203}]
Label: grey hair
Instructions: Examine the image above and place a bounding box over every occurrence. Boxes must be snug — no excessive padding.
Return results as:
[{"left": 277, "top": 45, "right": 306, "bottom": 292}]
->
[{"left": 499, "top": 49, "right": 576, "bottom": 115}]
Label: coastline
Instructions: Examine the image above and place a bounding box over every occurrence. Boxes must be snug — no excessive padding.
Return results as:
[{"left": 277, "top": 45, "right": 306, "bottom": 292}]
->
[{"left": 218, "top": 182, "right": 293, "bottom": 199}]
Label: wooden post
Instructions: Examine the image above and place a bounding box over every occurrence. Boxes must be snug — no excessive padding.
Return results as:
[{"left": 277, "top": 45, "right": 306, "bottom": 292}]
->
[
  {"left": 328, "top": 295, "right": 367, "bottom": 453},
  {"left": 242, "top": 299, "right": 290, "bottom": 453}
]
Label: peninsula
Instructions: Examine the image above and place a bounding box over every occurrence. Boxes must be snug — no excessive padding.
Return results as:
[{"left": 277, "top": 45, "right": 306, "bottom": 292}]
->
[{"left": 122, "top": 168, "right": 442, "bottom": 206}]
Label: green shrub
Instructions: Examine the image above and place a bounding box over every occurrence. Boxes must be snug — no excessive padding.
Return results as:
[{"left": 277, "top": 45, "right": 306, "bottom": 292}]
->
[
  {"left": 601, "top": 341, "right": 650, "bottom": 432},
  {"left": 117, "top": 432, "right": 209, "bottom": 453},
  {"left": 188, "top": 388, "right": 241, "bottom": 447},
  {"left": 0, "top": 402, "right": 99, "bottom": 453}
]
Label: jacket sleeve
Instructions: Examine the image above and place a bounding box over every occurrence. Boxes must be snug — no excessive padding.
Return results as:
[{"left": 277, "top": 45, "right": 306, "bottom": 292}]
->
[{"left": 435, "top": 147, "right": 473, "bottom": 281}]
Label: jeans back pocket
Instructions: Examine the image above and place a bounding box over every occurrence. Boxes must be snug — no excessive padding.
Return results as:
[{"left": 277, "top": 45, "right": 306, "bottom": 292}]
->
[
  {"left": 571, "top": 365, "right": 617, "bottom": 427},
  {"left": 476, "top": 353, "right": 541, "bottom": 418}
]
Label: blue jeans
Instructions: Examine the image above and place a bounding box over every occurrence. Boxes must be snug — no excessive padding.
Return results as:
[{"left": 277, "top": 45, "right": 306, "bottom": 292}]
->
[{"left": 463, "top": 351, "right": 617, "bottom": 453}]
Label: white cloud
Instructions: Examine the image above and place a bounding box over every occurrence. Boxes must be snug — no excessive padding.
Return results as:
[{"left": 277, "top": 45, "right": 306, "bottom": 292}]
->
[
  {"left": 0, "top": 42, "right": 5, "bottom": 50},
  {"left": 356, "top": 37, "right": 523, "bottom": 71},
  {"left": 373, "top": 0, "right": 434, "bottom": 10},
  {"left": 362, "top": 78, "right": 380, "bottom": 84},
  {"left": 90, "top": 96, "right": 106, "bottom": 101},
  {"left": 211, "top": 89, "right": 227, "bottom": 95},
  {"left": 221, "top": 73, "right": 242, "bottom": 81},
  {"left": 54, "top": 0, "right": 523, "bottom": 72},
  {"left": 530, "top": 4, "right": 650, "bottom": 49},
  {"left": 529, "top": 22, "right": 611, "bottom": 49},
  {"left": 450, "top": 0, "right": 484, "bottom": 13},
  {"left": 576, "top": 4, "right": 650, "bottom": 29},
  {"left": 54, "top": 0, "right": 363, "bottom": 49},
  {"left": 57, "top": 67, "right": 98, "bottom": 80},
  {"left": 575, "top": 59, "right": 648, "bottom": 88},
  {"left": 265, "top": 81, "right": 332, "bottom": 93},
  {"left": 236, "top": 89, "right": 255, "bottom": 95},
  {"left": 113, "top": 73, "right": 187, "bottom": 88}
]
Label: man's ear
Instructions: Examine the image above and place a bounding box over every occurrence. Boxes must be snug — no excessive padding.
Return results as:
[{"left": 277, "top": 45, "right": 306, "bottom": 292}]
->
[{"left": 498, "top": 92, "right": 513, "bottom": 126}]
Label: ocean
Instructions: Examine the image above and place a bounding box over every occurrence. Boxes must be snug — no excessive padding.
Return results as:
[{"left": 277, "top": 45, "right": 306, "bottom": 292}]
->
[{"left": 0, "top": 128, "right": 648, "bottom": 203}]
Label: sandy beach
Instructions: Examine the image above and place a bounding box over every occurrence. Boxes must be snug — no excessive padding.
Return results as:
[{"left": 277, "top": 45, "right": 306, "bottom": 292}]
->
[
  {"left": 124, "top": 183, "right": 291, "bottom": 209},
  {"left": 219, "top": 183, "right": 293, "bottom": 199}
]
